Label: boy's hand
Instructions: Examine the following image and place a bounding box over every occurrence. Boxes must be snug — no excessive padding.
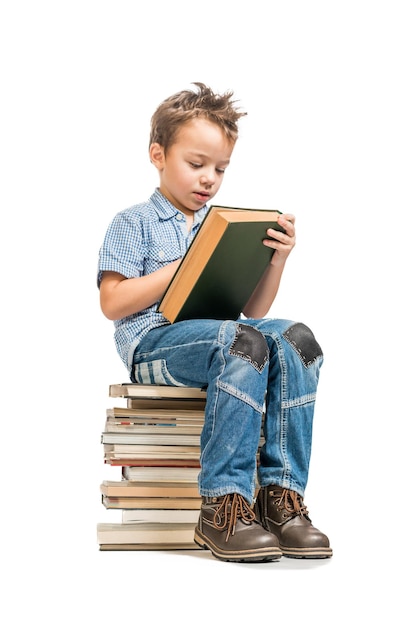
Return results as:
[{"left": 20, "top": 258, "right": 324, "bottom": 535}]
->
[{"left": 263, "top": 213, "right": 296, "bottom": 266}]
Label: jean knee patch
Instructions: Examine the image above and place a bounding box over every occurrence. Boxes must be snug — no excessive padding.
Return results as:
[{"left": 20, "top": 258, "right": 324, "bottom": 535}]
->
[
  {"left": 229, "top": 323, "right": 269, "bottom": 373},
  {"left": 283, "top": 322, "right": 323, "bottom": 367}
]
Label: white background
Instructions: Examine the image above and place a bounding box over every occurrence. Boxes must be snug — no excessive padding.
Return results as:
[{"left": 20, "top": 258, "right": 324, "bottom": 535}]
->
[{"left": 1, "top": 1, "right": 417, "bottom": 623}]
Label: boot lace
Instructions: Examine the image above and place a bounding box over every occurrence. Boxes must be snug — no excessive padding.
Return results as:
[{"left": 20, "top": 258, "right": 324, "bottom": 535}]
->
[
  {"left": 271, "top": 488, "right": 309, "bottom": 520},
  {"left": 213, "top": 493, "right": 256, "bottom": 541}
]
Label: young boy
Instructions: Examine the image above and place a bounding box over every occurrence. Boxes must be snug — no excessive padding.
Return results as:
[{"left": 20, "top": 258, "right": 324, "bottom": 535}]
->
[{"left": 98, "top": 82, "right": 332, "bottom": 563}]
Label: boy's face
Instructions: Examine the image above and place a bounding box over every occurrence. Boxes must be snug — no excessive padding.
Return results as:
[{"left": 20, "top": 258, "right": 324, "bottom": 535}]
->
[{"left": 150, "top": 117, "right": 235, "bottom": 216}]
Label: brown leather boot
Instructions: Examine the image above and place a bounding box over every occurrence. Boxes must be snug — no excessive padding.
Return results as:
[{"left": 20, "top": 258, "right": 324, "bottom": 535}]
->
[
  {"left": 255, "top": 486, "right": 332, "bottom": 558},
  {"left": 194, "top": 493, "right": 282, "bottom": 562}
]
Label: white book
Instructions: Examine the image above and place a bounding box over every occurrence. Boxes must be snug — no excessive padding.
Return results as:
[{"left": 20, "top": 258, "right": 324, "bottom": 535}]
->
[
  {"left": 97, "top": 522, "right": 196, "bottom": 545},
  {"left": 101, "top": 432, "right": 201, "bottom": 446},
  {"left": 109, "top": 383, "right": 207, "bottom": 400},
  {"left": 122, "top": 509, "right": 200, "bottom": 524},
  {"left": 122, "top": 466, "right": 200, "bottom": 482}
]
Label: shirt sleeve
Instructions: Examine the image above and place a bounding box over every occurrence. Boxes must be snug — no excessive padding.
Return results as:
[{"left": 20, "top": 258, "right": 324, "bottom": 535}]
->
[{"left": 97, "top": 210, "right": 144, "bottom": 287}]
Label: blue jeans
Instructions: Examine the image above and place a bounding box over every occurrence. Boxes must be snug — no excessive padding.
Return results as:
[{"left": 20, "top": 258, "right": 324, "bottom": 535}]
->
[{"left": 132, "top": 318, "right": 323, "bottom": 504}]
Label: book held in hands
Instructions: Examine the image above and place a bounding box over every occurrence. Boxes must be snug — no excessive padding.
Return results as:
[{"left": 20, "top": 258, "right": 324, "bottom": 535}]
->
[{"left": 158, "top": 205, "right": 284, "bottom": 323}]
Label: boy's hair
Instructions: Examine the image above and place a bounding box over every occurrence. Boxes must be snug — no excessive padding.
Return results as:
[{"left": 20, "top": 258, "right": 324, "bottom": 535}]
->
[{"left": 149, "top": 82, "right": 247, "bottom": 150}]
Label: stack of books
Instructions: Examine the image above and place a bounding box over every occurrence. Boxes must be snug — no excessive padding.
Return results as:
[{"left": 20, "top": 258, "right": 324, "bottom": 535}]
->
[{"left": 97, "top": 383, "right": 207, "bottom": 551}]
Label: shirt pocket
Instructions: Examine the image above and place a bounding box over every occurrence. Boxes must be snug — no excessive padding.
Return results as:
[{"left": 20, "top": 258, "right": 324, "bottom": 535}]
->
[{"left": 143, "top": 239, "right": 184, "bottom": 274}]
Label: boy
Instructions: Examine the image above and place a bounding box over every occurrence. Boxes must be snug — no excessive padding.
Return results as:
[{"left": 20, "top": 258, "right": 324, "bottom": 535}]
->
[{"left": 98, "top": 82, "right": 332, "bottom": 563}]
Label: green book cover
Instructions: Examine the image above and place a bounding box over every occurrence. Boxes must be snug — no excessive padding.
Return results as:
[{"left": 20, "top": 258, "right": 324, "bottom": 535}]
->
[{"left": 159, "top": 207, "right": 283, "bottom": 322}]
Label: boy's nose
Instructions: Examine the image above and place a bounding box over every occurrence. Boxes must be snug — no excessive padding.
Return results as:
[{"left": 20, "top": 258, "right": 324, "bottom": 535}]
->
[{"left": 200, "top": 171, "right": 215, "bottom": 186}]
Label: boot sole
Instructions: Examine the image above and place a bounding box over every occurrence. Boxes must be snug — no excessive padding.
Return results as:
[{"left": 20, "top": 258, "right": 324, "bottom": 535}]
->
[
  {"left": 280, "top": 545, "right": 333, "bottom": 559},
  {"left": 194, "top": 528, "right": 282, "bottom": 563}
]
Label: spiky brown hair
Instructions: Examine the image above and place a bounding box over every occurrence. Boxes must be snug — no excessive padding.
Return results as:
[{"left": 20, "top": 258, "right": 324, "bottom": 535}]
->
[{"left": 149, "top": 82, "right": 247, "bottom": 149}]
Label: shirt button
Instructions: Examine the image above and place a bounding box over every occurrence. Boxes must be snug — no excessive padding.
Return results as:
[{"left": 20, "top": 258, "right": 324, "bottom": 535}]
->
[
  {"left": 158, "top": 250, "right": 165, "bottom": 259},
  {"left": 175, "top": 213, "right": 183, "bottom": 221}
]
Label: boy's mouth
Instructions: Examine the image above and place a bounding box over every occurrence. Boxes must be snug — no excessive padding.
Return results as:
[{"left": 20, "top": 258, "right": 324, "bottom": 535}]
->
[{"left": 194, "top": 191, "right": 211, "bottom": 202}]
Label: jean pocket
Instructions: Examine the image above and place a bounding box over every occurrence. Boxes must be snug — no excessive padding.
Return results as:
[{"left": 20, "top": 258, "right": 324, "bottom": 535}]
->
[{"left": 132, "top": 358, "right": 187, "bottom": 386}]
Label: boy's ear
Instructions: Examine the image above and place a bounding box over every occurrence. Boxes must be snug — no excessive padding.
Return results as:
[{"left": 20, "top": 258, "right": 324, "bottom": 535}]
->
[{"left": 149, "top": 143, "right": 165, "bottom": 170}]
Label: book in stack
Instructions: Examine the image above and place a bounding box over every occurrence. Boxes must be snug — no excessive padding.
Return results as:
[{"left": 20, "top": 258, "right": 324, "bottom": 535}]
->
[{"left": 97, "top": 383, "right": 206, "bottom": 551}]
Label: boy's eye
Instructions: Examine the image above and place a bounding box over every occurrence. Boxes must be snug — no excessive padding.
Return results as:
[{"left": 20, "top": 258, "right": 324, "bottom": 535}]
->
[{"left": 189, "top": 163, "right": 226, "bottom": 174}]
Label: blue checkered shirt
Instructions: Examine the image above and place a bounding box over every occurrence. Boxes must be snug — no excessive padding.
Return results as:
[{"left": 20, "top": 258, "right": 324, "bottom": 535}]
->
[{"left": 97, "top": 188, "right": 209, "bottom": 374}]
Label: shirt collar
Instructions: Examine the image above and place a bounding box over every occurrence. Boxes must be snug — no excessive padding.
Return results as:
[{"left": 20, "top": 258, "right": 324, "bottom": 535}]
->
[{"left": 150, "top": 188, "right": 209, "bottom": 228}]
